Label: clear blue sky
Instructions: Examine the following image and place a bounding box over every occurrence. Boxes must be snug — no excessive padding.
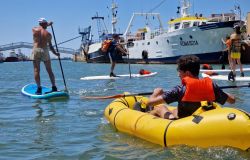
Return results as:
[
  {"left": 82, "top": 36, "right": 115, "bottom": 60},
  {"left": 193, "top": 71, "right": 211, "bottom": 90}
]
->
[{"left": 0, "top": 0, "right": 249, "bottom": 56}]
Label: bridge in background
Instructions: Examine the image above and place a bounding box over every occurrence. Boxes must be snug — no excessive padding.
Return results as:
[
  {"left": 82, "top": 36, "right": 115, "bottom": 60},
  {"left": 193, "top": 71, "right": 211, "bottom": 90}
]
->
[{"left": 0, "top": 42, "right": 79, "bottom": 54}]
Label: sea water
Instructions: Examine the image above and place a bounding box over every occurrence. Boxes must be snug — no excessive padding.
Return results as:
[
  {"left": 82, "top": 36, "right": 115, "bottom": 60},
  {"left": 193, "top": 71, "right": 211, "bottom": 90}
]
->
[{"left": 0, "top": 61, "right": 249, "bottom": 160}]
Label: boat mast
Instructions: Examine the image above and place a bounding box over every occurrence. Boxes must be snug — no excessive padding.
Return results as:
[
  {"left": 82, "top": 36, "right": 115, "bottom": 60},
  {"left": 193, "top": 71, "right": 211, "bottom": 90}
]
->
[
  {"left": 111, "top": 0, "right": 118, "bottom": 34},
  {"left": 91, "top": 13, "right": 108, "bottom": 41},
  {"left": 180, "top": 0, "right": 191, "bottom": 17}
]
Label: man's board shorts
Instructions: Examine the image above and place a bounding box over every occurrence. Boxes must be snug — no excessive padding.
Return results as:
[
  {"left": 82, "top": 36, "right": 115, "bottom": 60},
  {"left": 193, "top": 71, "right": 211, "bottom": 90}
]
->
[
  {"left": 231, "top": 52, "right": 241, "bottom": 59},
  {"left": 108, "top": 49, "right": 118, "bottom": 63},
  {"left": 31, "top": 48, "right": 50, "bottom": 62}
]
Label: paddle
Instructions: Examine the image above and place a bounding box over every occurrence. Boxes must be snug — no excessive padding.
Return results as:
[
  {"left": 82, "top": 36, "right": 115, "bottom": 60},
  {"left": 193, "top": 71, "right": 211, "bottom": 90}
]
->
[
  {"left": 219, "top": 83, "right": 250, "bottom": 89},
  {"left": 83, "top": 92, "right": 153, "bottom": 99},
  {"left": 83, "top": 83, "right": 250, "bottom": 99},
  {"left": 124, "top": 41, "right": 131, "bottom": 78},
  {"left": 128, "top": 54, "right": 131, "bottom": 79},
  {"left": 50, "top": 24, "right": 68, "bottom": 92}
]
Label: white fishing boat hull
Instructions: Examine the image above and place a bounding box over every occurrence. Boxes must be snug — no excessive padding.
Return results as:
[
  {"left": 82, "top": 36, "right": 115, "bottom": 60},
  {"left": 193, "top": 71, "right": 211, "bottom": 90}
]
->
[
  {"left": 86, "top": 21, "right": 238, "bottom": 64},
  {"left": 126, "top": 21, "right": 237, "bottom": 63}
]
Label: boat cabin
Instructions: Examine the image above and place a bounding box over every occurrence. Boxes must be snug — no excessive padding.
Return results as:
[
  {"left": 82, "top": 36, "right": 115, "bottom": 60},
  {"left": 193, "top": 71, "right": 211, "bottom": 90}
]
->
[{"left": 168, "top": 16, "right": 208, "bottom": 32}]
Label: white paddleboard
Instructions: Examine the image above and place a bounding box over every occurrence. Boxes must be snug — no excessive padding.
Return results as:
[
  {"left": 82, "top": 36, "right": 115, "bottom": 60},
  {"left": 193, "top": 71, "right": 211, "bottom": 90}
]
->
[
  {"left": 200, "top": 67, "right": 250, "bottom": 73},
  {"left": 201, "top": 73, "right": 250, "bottom": 82},
  {"left": 80, "top": 72, "right": 158, "bottom": 80}
]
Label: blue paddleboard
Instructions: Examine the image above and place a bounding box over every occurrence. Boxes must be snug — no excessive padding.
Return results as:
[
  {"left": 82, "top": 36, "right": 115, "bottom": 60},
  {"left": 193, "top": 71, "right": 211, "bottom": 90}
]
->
[{"left": 21, "top": 84, "right": 69, "bottom": 99}]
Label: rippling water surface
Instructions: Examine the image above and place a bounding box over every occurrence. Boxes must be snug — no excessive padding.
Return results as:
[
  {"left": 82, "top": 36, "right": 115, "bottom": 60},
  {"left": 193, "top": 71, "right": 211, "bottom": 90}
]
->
[{"left": 0, "top": 61, "right": 249, "bottom": 160}]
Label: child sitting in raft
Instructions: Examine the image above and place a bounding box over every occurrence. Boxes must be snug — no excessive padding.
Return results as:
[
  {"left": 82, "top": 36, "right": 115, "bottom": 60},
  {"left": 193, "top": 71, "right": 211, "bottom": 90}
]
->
[{"left": 133, "top": 55, "right": 235, "bottom": 120}]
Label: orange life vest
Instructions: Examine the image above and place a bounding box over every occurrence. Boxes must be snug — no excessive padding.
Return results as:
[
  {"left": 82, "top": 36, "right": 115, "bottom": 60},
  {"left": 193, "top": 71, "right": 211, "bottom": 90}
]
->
[
  {"left": 140, "top": 70, "right": 151, "bottom": 75},
  {"left": 181, "top": 77, "right": 215, "bottom": 102},
  {"left": 226, "top": 39, "right": 231, "bottom": 49},
  {"left": 101, "top": 40, "right": 112, "bottom": 53}
]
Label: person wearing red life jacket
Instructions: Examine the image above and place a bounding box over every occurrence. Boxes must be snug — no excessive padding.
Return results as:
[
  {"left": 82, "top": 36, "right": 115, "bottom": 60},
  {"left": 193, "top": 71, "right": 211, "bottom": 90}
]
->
[
  {"left": 139, "top": 69, "right": 151, "bottom": 75},
  {"left": 134, "top": 55, "right": 235, "bottom": 120},
  {"left": 201, "top": 64, "right": 219, "bottom": 76},
  {"left": 222, "top": 36, "right": 232, "bottom": 69},
  {"left": 202, "top": 64, "right": 213, "bottom": 70},
  {"left": 108, "top": 34, "right": 128, "bottom": 77}
]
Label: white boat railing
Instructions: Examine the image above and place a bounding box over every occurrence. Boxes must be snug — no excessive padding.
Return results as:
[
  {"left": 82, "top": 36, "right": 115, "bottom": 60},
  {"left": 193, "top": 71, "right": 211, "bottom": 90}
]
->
[{"left": 123, "top": 12, "right": 164, "bottom": 39}]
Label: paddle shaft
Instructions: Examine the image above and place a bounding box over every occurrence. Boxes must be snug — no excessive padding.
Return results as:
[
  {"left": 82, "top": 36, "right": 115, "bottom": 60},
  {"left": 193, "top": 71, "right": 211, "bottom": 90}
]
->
[
  {"left": 123, "top": 92, "right": 153, "bottom": 97},
  {"left": 219, "top": 83, "right": 250, "bottom": 89},
  {"left": 84, "top": 92, "right": 153, "bottom": 99},
  {"left": 83, "top": 83, "right": 250, "bottom": 99},
  {"left": 124, "top": 41, "right": 131, "bottom": 78},
  {"left": 51, "top": 24, "right": 68, "bottom": 91},
  {"left": 128, "top": 54, "right": 131, "bottom": 79}
]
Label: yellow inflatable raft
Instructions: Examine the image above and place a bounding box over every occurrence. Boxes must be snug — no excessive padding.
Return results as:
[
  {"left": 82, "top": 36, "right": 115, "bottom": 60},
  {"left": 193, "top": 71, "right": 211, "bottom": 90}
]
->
[{"left": 104, "top": 94, "right": 250, "bottom": 150}]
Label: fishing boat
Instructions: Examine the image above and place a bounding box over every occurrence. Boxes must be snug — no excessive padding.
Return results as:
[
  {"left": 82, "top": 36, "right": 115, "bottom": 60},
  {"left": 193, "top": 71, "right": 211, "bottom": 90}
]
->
[
  {"left": 123, "top": 0, "right": 241, "bottom": 64},
  {"left": 0, "top": 52, "right": 4, "bottom": 63},
  {"left": 79, "top": 3, "right": 125, "bottom": 63},
  {"left": 16, "top": 49, "right": 29, "bottom": 61},
  {"left": 104, "top": 94, "right": 250, "bottom": 150},
  {"left": 5, "top": 50, "right": 18, "bottom": 62},
  {"left": 81, "top": 0, "right": 242, "bottom": 64}
]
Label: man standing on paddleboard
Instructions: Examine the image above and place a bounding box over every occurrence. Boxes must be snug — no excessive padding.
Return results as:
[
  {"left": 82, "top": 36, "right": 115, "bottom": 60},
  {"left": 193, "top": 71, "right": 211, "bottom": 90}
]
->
[
  {"left": 108, "top": 34, "right": 128, "bottom": 77},
  {"left": 31, "top": 18, "right": 60, "bottom": 94}
]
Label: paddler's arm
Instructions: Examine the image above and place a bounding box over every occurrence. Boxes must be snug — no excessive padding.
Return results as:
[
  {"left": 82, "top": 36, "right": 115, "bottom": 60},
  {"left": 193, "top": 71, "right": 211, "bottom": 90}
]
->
[
  {"left": 225, "top": 93, "right": 235, "bottom": 104},
  {"left": 48, "top": 34, "right": 60, "bottom": 57},
  {"left": 116, "top": 44, "right": 128, "bottom": 55},
  {"left": 145, "top": 88, "right": 167, "bottom": 107},
  {"left": 221, "top": 38, "right": 226, "bottom": 44},
  {"left": 214, "top": 84, "right": 235, "bottom": 104}
]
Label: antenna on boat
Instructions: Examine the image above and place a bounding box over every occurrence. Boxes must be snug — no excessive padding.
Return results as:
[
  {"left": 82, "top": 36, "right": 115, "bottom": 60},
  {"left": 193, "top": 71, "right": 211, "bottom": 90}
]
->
[
  {"left": 234, "top": 4, "right": 241, "bottom": 20},
  {"left": 180, "top": 0, "right": 191, "bottom": 17},
  {"left": 176, "top": 6, "right": 180, "bottom": 17},
  {"left": 111, "top": 0, "right": 118, "bottom": 34}
]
